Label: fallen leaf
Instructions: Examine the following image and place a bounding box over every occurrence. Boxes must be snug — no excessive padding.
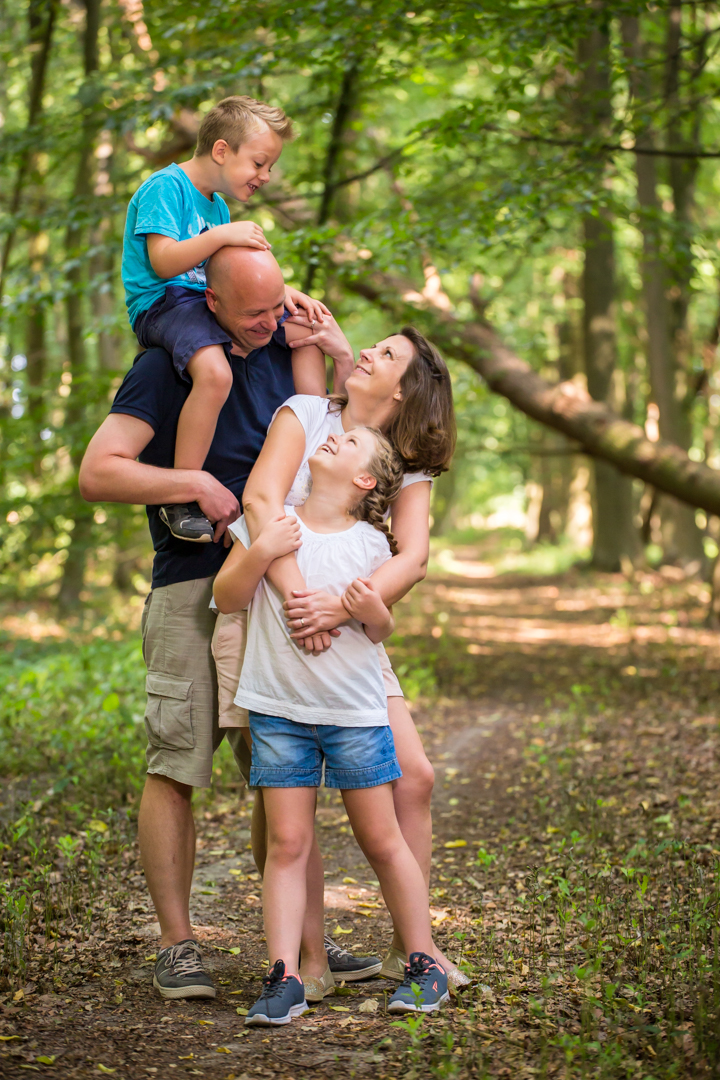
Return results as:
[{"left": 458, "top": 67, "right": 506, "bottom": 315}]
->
[
  {"left": 444, "top": 839, "right": 467, "bottom": 849},
  {"left": 358, "top": 999, "right": 379, "bottom": 1014},
  {"left": 342, "top": 876, "right": 358, "bottom": 884},
  {"left": 178, "top": 1054, "right": 194, "bottom": 1061},
  {"left": 198, "top": 1019, "right": 215, "bottom": 1025},
  {"left": 87, "top": 820, "right": 108, "bottom": 833},
  {"left": 216, "top": 1046, "right": 231, "bottom": 1053},
  {"left": 329, "top": 1006, "right": 350, "bottom": 1012},
  {"left": 19, "top": 1066, "right": 39, "bottom": 1071},
  {"left": 229, "top": 869, "right": 244, "bottom": 876},
  {"left": 234, "top": 1030, "right": 250, "bottom": 1038},
  {"left": 160, "top": 1016, "right": 173, "bottom": 1023},
  {"left": 36, "top": 1056, "right": 55, "bottom": 1065},
  {"left": 13, "top": 989, "right": 24, "bottom": 1002},
  {"left": 235, "top": 1007, "right": 248, "bottom": 1015},
  {"left": 332, "top": 926, "right": 353, "bottom": 936},
  {"left": 0, "top": 1036, "right": 21, "bottom": 1041},
  {"left": 144, "top": 955, "right": 157, "bottom": 962},
  {"left": 96, "top": 1067, "right": 116, "bottom": 1075}
]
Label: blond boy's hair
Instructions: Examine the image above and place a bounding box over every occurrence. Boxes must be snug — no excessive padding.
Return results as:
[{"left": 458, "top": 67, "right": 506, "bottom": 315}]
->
[{"left": 195, "top": 95, "right": 295, "bottom": 156}]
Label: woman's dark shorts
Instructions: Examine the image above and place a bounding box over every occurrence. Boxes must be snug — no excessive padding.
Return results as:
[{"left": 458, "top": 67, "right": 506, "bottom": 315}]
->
[{"left": 133, "top": 285, "right": 232, "bottom": 380}]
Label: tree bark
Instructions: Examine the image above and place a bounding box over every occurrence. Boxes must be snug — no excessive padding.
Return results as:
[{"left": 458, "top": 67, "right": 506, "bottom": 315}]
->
[
  {"left": 0, "top": 0, "right": 57, "bottom": 302},
  {"left": 58, "top": 0, "right": 101, "bottom": 615},
  {"left": 623, "top": 11, "right": 704, "bottom": 566},
  {"left": 578, "top": 18, "right": 642, "bottom": 570},
  {"left": 347, "top": 271, "right": 720, "bottom": 517}
]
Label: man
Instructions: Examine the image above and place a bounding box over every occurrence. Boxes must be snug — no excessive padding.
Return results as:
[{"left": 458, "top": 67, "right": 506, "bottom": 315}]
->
[{"left": 80, "top": 247, "right": 375, "bottom": 999}]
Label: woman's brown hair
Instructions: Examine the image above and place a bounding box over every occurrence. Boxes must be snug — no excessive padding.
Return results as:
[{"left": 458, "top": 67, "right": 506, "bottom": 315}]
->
[{"left": 332, "top": 327, "right": 456, "bottom": 477}]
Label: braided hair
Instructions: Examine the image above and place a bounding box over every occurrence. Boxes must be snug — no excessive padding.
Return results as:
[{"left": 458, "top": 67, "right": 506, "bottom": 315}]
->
[{"left": 349, "top": 429, "right": 404, "bottom": 555}]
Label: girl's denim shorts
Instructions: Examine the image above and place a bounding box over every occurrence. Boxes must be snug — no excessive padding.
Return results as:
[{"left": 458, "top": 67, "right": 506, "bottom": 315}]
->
[{"left": 248, "top": 712, "right": 402, "bottom": 790}]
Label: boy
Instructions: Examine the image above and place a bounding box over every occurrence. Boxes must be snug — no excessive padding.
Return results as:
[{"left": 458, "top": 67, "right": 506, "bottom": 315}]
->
[{"left": 121, "top": 95, "right": 326, "bottom": 542}]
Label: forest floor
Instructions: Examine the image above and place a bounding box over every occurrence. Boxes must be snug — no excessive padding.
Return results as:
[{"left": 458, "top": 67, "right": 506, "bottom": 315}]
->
[{"left": 2, "top": 541, "right": 720, "bottom": 1078}]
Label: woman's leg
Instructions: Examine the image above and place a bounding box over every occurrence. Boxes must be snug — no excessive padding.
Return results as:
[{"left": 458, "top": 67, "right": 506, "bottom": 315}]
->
[
  {"left": 343, "top": 784, "right": 434, "bottom": 959},
  {"left": 261, "top": 787, "right": 317, "bottom": 974}
]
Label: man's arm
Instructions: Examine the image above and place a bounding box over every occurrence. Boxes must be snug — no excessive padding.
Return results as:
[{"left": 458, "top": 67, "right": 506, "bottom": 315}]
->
[{"left": 79, "top": 413, "right": 240, "bottom": 541}]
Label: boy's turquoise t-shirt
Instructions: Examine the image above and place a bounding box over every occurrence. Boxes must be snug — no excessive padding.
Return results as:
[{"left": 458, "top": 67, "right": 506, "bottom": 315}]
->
[{"left": 122, "top": 163, "right": 231, "bottom": 327}]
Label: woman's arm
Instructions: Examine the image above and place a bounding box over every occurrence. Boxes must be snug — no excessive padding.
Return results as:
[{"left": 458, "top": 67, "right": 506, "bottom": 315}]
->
[
  {"left": 213, "top": 513, "right": 302, "bottom": 613},
  {"left": 284, "top": 480, "right": 431, "bottom": 638}
]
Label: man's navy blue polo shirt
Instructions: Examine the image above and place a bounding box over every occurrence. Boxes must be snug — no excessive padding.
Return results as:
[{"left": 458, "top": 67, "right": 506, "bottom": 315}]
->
[{"left": 110, "top": 326, "right": 296, "bottom": 589}]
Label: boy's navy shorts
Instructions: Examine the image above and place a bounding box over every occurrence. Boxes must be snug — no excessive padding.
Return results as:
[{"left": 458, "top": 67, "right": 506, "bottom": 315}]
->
[{"left": 133, "top": 285, "right": 232, "bottom": 380}]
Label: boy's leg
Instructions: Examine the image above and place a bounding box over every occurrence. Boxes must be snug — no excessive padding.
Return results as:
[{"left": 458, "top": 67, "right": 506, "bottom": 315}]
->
[
  {"left": 175, "top": 346, "right": 233, "bottom": 471},
  {"left": 342, "top": 784, "right": 435, "bottom": 959},
  {"left": 262, "top": 787, "right": 318, "bottom": 974}
]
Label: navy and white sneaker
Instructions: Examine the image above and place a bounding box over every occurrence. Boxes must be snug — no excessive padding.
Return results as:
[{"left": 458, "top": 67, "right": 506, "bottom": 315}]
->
[
  {"left": 324, "top": 935, "right": 382, "bottom": 981},
  {"left": 245, "top": 960, "right": 308, "bottom": 1026},
  {"left": 388, "top": 951, "right": 450, "bottom": 1013}
]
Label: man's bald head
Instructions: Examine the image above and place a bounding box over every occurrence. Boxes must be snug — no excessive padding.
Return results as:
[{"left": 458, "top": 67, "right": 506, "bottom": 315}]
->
[{"left": 205, "top": 246, "right": 286, "bottom": 356}]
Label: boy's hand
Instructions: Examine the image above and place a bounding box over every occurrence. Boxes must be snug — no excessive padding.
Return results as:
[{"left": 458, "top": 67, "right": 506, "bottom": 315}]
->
[
  {"left": 284, "top": 286, "right": 331, "bottom": 324},
  {"left": 255, "top": 514, "right": 302, "bottom": 562},
  {"left": 341, "top": 577, "right": 389, "bottom": 625},
  {"left": 221, "top": 221, "right": 271, "bottom": 250}
]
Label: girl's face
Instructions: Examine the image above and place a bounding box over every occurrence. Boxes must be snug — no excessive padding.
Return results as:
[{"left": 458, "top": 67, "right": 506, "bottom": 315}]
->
[
  {"left": 308, "top": 428, "right": 378, "bottom": 494},
  {"left": 345, "top": 334, "right": 415, "bottom": 406},
  {"left": 215, "top": 126, "right": 284, "bottom": 202}
]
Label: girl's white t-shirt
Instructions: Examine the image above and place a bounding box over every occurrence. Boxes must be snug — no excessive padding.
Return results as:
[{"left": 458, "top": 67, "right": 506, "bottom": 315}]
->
[
  {"left": 276, "top": 395, "right": 432, "bottom": 508},
  {"left": 231, "top": 507, "right": 392, "bottom": 726}
]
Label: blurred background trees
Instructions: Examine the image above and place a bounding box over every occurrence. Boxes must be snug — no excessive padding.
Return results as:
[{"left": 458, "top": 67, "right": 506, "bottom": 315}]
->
[{"left": 4, "top": 0, "right": 720, "bottom": 612}]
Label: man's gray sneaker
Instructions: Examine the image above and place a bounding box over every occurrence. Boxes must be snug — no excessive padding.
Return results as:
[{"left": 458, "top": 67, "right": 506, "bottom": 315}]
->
[
  {"left": 324, "top": 935, "right": 382, "bottom": 981},
  {"left": 153, "top": 939, "right": 216, "bottom": 1000}
]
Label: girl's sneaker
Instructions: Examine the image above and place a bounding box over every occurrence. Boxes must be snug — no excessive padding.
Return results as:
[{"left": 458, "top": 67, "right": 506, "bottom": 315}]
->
[
  {"left": 387, "top": 952, "right": 450, "bottom": 1013},
  {"left": 245, "top": 960, "right": 308, "bottom": 1026}
]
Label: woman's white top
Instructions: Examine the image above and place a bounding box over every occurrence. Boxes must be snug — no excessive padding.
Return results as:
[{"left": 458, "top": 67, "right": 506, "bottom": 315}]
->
[
  {"left": 277, "top": 395, "right": 433, "bottom": 508},
  {"left": 231, "top": 507, "right": 393, "bottom": 727}
]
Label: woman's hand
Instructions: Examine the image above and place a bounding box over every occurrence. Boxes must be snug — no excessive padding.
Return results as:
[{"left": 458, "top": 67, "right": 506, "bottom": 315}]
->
[
  {"left": 284, "top": 590, "right": 348, "bottom": 640},
  {"left": 284, "top": 286, "right": 331, "bottom": 325},
  {"left": 284, "top": 313, "right": 354, "bottom": 364}
]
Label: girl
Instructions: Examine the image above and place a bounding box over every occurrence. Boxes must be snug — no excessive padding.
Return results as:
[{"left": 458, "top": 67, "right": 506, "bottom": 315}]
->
[
  {"left": 213, "top": 428, "right": 449, "bottom": 1024},
  {"left": 213, "top": 324, "right": 463, "bottom": 988}
]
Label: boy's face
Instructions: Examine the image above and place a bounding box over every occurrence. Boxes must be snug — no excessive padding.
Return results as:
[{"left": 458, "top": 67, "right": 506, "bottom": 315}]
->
[
  {"left": 213, "top": 125, "right": 284, "bottom": 202},
  {"left": 309, "top": 428, "right": 378, "bottom": 493}
]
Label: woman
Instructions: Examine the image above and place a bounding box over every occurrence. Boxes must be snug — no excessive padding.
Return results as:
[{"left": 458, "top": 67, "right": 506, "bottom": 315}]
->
[{"left": 213, "top": 318, "right": 461, "bottom": 991}]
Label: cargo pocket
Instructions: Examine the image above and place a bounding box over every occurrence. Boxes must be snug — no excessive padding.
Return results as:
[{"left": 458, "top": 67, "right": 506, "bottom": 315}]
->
[{"left": 144, "top": 672, "right": 195, "bottom": 750}]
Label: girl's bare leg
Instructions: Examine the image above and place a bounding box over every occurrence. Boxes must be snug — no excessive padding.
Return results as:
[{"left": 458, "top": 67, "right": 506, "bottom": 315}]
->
[
  {"left": 342, "top": 784, "right": 435, "bottom": 959},
  {"left": 261, "top": 787, "right": 317, "bottom": 974},
  {"left": 388, "top": 696, "right": 456, "bottom": 970}
]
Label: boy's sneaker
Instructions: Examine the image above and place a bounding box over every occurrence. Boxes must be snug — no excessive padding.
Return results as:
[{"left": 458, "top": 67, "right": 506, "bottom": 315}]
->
[
  {"left": 245, "top": 960, "right": 308, "bottom": 1026},
  {"left": 153, "top": 939, "right": 216, "bottom": 1000},
  {"left": 325, "top": 935, "right": 382, "bottom": 981},
  {"left": 387, "top": 952, "right": 449, "bottom": 1014},
  {"left": 159, "top": 503, "right": 214, "bottom": 543}
]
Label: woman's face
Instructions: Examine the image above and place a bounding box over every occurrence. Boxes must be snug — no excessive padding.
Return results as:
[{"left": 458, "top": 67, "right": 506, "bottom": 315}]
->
[{"left": 346, "top": 334, "right": 415, "bottom": 405}]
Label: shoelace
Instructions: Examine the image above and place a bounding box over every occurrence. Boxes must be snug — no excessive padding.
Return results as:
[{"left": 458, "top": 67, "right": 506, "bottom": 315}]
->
[
  {"left": 259, "top": 959, "right": 291, "bottom": 999},
  {"left": 164, "top": 941, "right": 204, "bottom": 977},
  {"left": 401, "top": 954, "right": 433, "bottom": 986},
  {"left": 324, "top": 937, "right": 351, "bottom": 962}
]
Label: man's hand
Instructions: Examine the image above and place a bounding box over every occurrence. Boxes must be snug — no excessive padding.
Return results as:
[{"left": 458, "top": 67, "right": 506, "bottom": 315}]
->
[
  {"left": 255, "top": 513, "right": 302, "bottom": 562},
  {"left": 342, "top": 577, "right": 394, "bottom": 643},
  {"left": 195, "top": 472, "right": 241, "bottom": 544},
  {"left": 284, "top": 287, "right": 332, "bottom": 325},
  {"left": 220, "top": 221, "right": 271, "bottom": 250}
]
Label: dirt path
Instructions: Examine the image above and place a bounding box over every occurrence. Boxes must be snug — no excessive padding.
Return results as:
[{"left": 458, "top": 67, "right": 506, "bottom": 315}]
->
[{"left": 3, "top": 560, "right": 720, "bottom": 1078}]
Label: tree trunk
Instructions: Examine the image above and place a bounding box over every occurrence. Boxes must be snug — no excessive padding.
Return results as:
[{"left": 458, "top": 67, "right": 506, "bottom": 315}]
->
[
  {"left": 578, "top": 19, "right": 642, "bottom": 570},
  {"left": 624, "top": 12, "right": 704, "bottom": 566},
  {"left": 429, "top": 466, "right": 457, "bottom": 537},
  {"left": 0, "top": 0, "right": 57, "bottom": 302},
  {"left": 58, "top": 0, "right": 101, "bottom": 615},
  {"left": 347, "top": 271, "right": 720, "bottom": 516}
]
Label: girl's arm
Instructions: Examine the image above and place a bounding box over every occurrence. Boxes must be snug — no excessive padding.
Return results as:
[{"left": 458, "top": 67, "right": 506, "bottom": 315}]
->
[
  {"left": 284, "top": 480, "right": 431, "bottom": 638},
  {"left": 242, "top": 409, "right": 336, "bottom": 653},
  {"left": 146, "top": 221, "right": 269, "bottom": 278},
  {"left": 342, "top": 578, "right": 394, "bottom": 644},
  {"left": 213, "top": 513, "right": 302, "bottom": 614}
]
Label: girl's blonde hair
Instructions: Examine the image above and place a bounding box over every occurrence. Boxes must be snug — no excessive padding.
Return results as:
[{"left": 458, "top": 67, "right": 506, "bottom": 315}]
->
[{"left": 350, "top": 429, "right": 404, "bottom": 555}]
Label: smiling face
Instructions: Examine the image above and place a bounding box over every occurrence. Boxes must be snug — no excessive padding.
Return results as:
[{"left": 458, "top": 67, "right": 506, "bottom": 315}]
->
[
  {"left": 308, "top": 428, "right": 380, "bottom": 497},
  {"left": 205, "top": 247, "right": 286, "bottom": 355},
  {"left": 213, "top": 124, "right": 284, "bottom": 202},
  {"left": 345, "top": 334, "right": 415, "bottom": 410}
]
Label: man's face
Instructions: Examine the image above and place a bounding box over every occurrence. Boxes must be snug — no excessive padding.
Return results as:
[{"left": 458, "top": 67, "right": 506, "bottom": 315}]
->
[{"left": 205, "top": 268, "right": 286, "bottom": 356}]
